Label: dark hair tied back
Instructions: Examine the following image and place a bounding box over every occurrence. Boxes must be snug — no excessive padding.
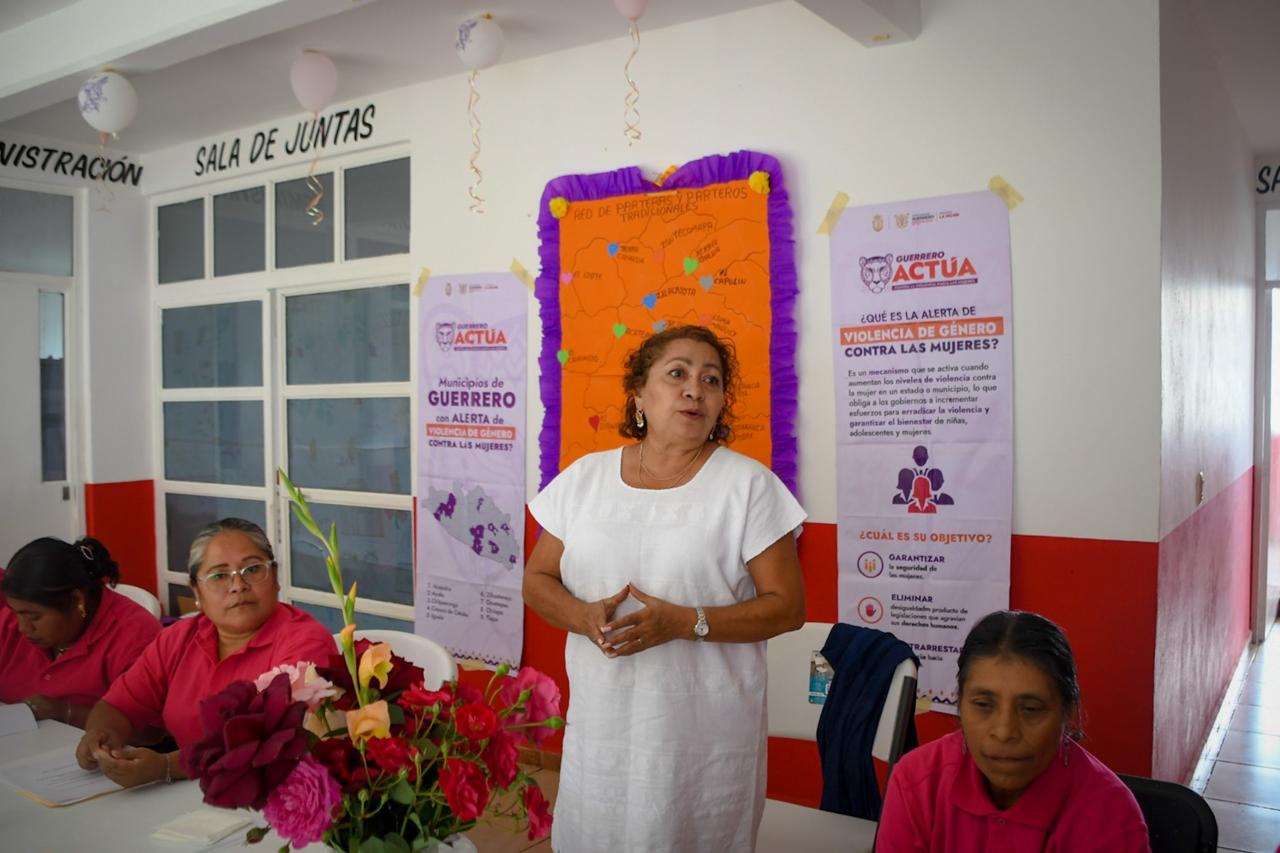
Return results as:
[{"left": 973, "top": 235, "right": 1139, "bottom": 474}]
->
[
  {"left": 1, "top": 536, "right": 119, "bottom": 613},
  {"left": 957, "top": 610, "right": 1083, "bottom": 739}
]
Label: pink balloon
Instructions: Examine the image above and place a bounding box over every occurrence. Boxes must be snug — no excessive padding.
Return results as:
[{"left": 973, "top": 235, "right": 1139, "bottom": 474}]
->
[
  {"left": 613, "top": 0, "right": 647, "bottom": 21},
  {"left": 290, "top": 51, "right": 338, "bottom": 114}
]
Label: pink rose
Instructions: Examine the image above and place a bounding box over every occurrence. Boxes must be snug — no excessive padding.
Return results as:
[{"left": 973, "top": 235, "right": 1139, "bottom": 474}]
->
[
  {"left": 482, "top": 730, "right": 519, "bottom": 788},
  {"left": 524, "top": 781, "right": 552, "bottom": 840},
  {"left": 255, "top": 661, "right": 340, "bottom": 710},
  {"left": 439, "top": 758, "right": 491, "bottom": 822},
  {"left": 500, "top": 667, "right": 563, "bottom": 745},
  {"left": 263, "top": 755, "right": 342, "bottom": 849}
]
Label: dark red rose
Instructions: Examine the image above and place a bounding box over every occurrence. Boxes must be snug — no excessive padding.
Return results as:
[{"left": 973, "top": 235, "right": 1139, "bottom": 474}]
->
[
  {"left": 454, "top": 703, "right": 499, "bottom": 741},
  {"left": 439, "top": 758, "right": 490, "bottom": 823},
  {"left": 315, "top": 639, "right": 424, "bottom": 708},
  {"left": 482, "top": 730, "right": 519, "bottom": 788},
  {"left": 365, "top": 736, "right": 416, "bottom": 776},
  {"left": 524, "top": 781, "right": 552, "bottom": 840},
  {"left": 184, "top": 672, "right": 309, "bottom": 810}
]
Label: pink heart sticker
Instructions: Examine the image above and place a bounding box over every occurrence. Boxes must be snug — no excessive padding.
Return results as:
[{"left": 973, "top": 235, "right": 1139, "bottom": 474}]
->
[
  {"left": 561, "top": 272, "right": 574, "bottom": 285},
  {"left": 588, "top": 415, "right": 601, "bottom": 431}
]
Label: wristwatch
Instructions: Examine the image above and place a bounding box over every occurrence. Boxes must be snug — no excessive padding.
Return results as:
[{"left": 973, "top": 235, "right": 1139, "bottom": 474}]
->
[{"left": 693, "top": 606, "right": 709, "bottom": 641}]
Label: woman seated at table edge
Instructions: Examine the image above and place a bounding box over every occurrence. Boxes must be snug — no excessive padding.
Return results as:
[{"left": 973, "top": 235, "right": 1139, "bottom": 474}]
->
[
  {"left": 1, "top": 537, "right": 160, "bottom": 727},
  {"left": 876, "top": 610, "right": 1150, "bottom": 852},
  {"left": 75, "top": 517, "right": 335, "bottom": 788}
]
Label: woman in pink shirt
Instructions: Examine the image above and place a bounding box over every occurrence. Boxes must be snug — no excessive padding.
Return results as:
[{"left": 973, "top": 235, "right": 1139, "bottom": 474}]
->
[
  {"left": 74, "top": 518, "right": 335, "bottom": 789},
  {"left": 876, "top": 611, "right": 1150, "bottom": 852},
  {"left": 1, "top": 537, "right": 160, "bottom": 726}
]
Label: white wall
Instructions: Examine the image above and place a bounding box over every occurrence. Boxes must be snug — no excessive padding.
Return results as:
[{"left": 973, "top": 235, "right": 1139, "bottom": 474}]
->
[
  {"left": 140, "top": 0, "right": 1164, "bottom": 540},
  {"left": 1158, "top": 0, "right": 1255, "bottom": 536}
]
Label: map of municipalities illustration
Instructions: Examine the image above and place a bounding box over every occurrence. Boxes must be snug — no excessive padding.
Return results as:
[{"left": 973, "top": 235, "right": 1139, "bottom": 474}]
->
[
  {"left": 554, "top": 178, "right": 775, "bottom": 469},
  {"left": 427, "top": 481, "right": 520, "bottom": 570}
]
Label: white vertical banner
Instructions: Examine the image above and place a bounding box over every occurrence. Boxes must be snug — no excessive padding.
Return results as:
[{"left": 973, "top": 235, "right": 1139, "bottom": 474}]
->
[
  {"left": 830, "top": 192, "right": 1013, "bottom": 712},
  {"left": 416, "top": 273, "right": 527, "bottom": 667}
]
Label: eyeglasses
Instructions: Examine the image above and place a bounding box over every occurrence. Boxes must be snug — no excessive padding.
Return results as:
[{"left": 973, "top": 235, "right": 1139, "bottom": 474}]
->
[{"left": 197, "top": 561, "right": 275, "bottom": 590}]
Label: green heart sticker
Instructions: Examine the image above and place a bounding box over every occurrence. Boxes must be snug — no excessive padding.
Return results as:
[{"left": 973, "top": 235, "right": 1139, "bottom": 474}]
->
[
  {"left": 612, "top": 322, "right": 627, "bottom": 338},
  {"left": 682, "top": 257, "right": 699, "bottom": 275},
  {"left": 556, "top": 349, "right": 569, "bottom": 365}
]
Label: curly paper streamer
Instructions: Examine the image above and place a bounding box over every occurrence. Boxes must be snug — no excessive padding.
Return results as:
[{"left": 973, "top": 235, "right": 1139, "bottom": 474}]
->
[
  {"left": 304, "top": 121, "right": 325, "bottom": 226},
  {"left": 623, "top": 21, "right": 642, "bottom": 145},
  {"left": 91, "top": 131, "right": 114, "bottom": 212},
  {"left": 467, "top": 70, "right": 485, "bottom": 213}
]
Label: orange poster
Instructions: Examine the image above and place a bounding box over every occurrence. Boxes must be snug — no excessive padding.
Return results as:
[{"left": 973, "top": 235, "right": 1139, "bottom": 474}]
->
[{"left": 535, "top": 151, "right": 797, "bottom": 491}]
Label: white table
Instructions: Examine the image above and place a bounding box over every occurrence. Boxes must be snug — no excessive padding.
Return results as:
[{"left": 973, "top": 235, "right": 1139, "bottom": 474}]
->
[
  {"left": 756, "top": 798, "right": 878, "bottom": 852},
  {"left": 0, "top": 721, "right": 310, "bottom": 851}
]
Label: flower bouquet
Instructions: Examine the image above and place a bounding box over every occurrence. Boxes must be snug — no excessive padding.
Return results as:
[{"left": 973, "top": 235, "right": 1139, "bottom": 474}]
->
[{"left": 183, "top": 471, "right": 562, "bottom": 851}]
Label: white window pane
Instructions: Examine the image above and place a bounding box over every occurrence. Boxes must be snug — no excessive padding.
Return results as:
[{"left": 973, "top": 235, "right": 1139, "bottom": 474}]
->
[
  {"left": 162, "top": 302, "right": 263, "bottom": 388},
  {"left": 158, "top": 199, "right": 204, "bottom": 283},
  {"left": 275, "top": 174, "right": 334, "bottom": 268},
  {"left": 213, "top": 187, "right": 265, "bottom": 276},
  {"left": 39, "top": 291, "right": 65, "bottom": 481},
  {"left": 1267, "top": 208, "right": 1280, "bottom": 282},
  {"left": 164, "top": 493, "right": 267, "bottom": 574},
  {"left": 286, "top": 285, "right": 409, "bottom": 384},
  {"left": 290, "top": 503, "right": 413, "bottom": 605},
  {"left": 287, "top": 397, "right": 410, "bottom": 494},
  {"left": 164, "top": 400, "right": 264, "bottom": 485},
  {"left": 345, "top": 158, "right": 409, "bottom": 259},
  {"left": 0, "top": 187, "right": 72, "bottom": 276}
]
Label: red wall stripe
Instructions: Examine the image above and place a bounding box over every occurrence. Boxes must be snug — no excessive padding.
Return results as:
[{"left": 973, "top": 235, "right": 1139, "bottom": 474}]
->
[
  {"left": 84, "top": 480, "right": 157, "bottom": 594},
  {"left": 1152, "top": 467, "right": 1253, "bottom": 781}
]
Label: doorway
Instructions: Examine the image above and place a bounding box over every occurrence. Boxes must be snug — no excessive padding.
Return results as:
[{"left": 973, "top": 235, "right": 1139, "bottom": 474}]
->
[{"left": 1252, "top": 203, "right": 1280, "bottom": 641}]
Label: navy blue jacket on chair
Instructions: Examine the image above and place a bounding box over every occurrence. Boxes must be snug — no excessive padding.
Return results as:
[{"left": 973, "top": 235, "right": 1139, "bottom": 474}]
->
[{"left": 816, "top": 623, "right": 920, "bottom": 820}]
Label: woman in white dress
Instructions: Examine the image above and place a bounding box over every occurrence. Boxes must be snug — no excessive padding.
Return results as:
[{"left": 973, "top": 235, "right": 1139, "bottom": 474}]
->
[{"left": 524, "top": 325, "right": 807, "bottom": 853}]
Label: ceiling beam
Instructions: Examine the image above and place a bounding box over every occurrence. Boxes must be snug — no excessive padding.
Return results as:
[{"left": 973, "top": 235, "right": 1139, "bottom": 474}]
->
[{"left": 795, "top": 0, "right": 921, "bottom": 47}]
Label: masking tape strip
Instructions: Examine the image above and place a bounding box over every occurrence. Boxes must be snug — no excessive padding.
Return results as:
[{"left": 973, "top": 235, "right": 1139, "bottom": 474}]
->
[
  {"left": 413, "top": 267, "right": 431, "bottom": 297},
  {"left": 817, "top": 191, "right": 850, "bottom": 234},
  {"left": 988, "top": 175, "right": 1024, "bottom": 210},
  {"left": 510, "top": 258, "right": 535, "bottom": 291},
  {"left": 915, "top": 695, "right": 933, "bottom": 715}
]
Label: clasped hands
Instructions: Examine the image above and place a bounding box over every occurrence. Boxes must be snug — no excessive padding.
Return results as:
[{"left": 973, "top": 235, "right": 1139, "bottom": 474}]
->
[
  {"left": 75, "top": 729, "right": 168, "bottom": 787},
  {"left": 579, "top": 584, "right": 691, "bottom": 658}
]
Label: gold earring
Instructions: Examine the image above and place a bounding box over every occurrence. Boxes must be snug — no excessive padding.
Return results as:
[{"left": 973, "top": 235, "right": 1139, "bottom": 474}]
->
[
  {"left": 635, "top": 410, "right": 645, "bottom": 429},
  {"left": 78, "top": 602, "right": 86, "bottom": 618}
]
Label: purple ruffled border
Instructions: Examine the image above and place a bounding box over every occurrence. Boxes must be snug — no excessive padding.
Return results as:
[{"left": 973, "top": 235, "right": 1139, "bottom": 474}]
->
[{"left": 535, "top": 150, "right": 798, "bottom": 493}]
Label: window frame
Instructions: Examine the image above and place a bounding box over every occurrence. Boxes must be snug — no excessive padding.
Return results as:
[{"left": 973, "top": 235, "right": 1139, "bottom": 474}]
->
[{"left": 149, "top": 145, "right": 415, "bottom": 622}]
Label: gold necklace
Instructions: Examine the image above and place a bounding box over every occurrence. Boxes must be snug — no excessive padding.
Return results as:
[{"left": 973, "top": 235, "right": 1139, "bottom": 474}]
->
[{"left": 638, "top": 441, "right": 706, "bottom": 486}]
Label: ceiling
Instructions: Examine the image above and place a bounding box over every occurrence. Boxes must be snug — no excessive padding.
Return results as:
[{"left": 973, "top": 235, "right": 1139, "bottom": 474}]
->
[
  {"left": 0, "top": 0, "right": 776, "bottom": 154},
  {"left": 1194, "top": 0, "right": 1280, "bottom": 154}
]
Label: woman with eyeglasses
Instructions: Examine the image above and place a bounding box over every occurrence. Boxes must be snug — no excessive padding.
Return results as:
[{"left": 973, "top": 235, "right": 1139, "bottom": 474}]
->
[
  {"left": 1, "top": 537, "right": 161, "bottom": 727},
  {"left": 74, "top": 518, "right": 334, "bottom": 788}
]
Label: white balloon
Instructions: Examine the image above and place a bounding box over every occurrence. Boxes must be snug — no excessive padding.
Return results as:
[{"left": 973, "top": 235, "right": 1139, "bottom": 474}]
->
[
  {"left": 290, "top": 51, "right": 338, "bottom": 114},
  {"left": 77, "top": 71, "right": 138, "bottom": 135},
  {"left": 613, "top": 0, "right": 648, "bottom": 21},
  {"left": 456, "top": 15, "right": 504, "bottom": 71}
]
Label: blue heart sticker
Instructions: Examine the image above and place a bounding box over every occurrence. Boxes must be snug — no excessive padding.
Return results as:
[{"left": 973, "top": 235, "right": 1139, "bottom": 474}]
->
[
  {"left": 607, "top": 242, "right": 620, "bottom": 257},
  {"left": 642, "top": 293, "right": 657, "bottom": 310}
]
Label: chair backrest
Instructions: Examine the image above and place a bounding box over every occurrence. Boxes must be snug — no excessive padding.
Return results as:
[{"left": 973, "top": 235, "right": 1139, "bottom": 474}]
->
[
  {"left": 113, "top": 583, "right": 162, "bottom": 620},
  {"left": 332, "top": 629, "right": 457, "bottom": 690},
  {"left": 766, "top": 621, "right": 918, "bottom": 766},
  {"left": 1117, "top": 774, "right": 1218, "bottom": 853}
]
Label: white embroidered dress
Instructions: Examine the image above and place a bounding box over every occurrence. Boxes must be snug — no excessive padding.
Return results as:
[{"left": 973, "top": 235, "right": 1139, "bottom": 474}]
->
[{"left": 529, "top": 446, "right": 806, "bottom": 853}]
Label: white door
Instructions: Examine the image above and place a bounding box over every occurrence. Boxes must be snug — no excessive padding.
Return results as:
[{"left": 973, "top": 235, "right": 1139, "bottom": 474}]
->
[
  {"left": 1258, "top": 206, "right": 1280, "bottom": 639},
  {"left": 0, "top": 281, "right": 78, "bottom": 564}
]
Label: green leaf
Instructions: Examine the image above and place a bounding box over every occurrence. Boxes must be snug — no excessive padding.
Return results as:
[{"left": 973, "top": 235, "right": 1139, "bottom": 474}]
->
[
  {"left": 383, "top": 832, "right": 411, "bottom": 853},
  {"left": 359, "top": 838, "right": 386, "bottom": 853},
  {"left": 278, "top": 845, "right": 290, "bottom": 853},
  {"left": 390, "top": 778, "right": 415, "bottom": 805},
  {"left": 388, "top": 704, "right": 406, "bottom": 725}
]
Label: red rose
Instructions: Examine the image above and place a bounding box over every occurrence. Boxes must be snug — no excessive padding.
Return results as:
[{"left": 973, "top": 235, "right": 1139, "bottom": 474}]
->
[
  {"left": 316, "top": 639, "right": 424, "bottom": 708},
  {"left": 482, "top": 730, "right": 519, "bottom": 789},
  {"left": 366, "top": 736, "right": 416, "bottom": 775},
  {"left": 454, "top": 703, "right": 499, "bottom": 741},
  {"left": 184, "top": 673, "right": 309, "bottom": 810},
  {"left": 439, "top": 758, "right": 490, "bottom": 823},
  {"left": 524, "top": 781, "right": 552, "bottom": 840}
]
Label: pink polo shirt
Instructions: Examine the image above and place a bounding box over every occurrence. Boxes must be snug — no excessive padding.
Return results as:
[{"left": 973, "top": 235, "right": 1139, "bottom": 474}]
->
[
  {"left": 0, "top": 586, "right": 161, "bottom": 706},
  {"left": 102, "top": 602, "right": 334, "bottom": 751},
  {"left": 876, "top": 730, "right": 1150, "bottom": 853}
]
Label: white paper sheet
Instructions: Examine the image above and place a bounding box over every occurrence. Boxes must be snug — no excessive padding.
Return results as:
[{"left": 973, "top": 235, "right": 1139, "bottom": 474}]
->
[
  {"left": 151, "top": 809, "right": 253, "bottom": 845},
  {"left": 0, "top": 703, "right": 38, "bottom": 737},
  {"left": 0, "top": 746, "right": 123, "bottom": 806}
]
